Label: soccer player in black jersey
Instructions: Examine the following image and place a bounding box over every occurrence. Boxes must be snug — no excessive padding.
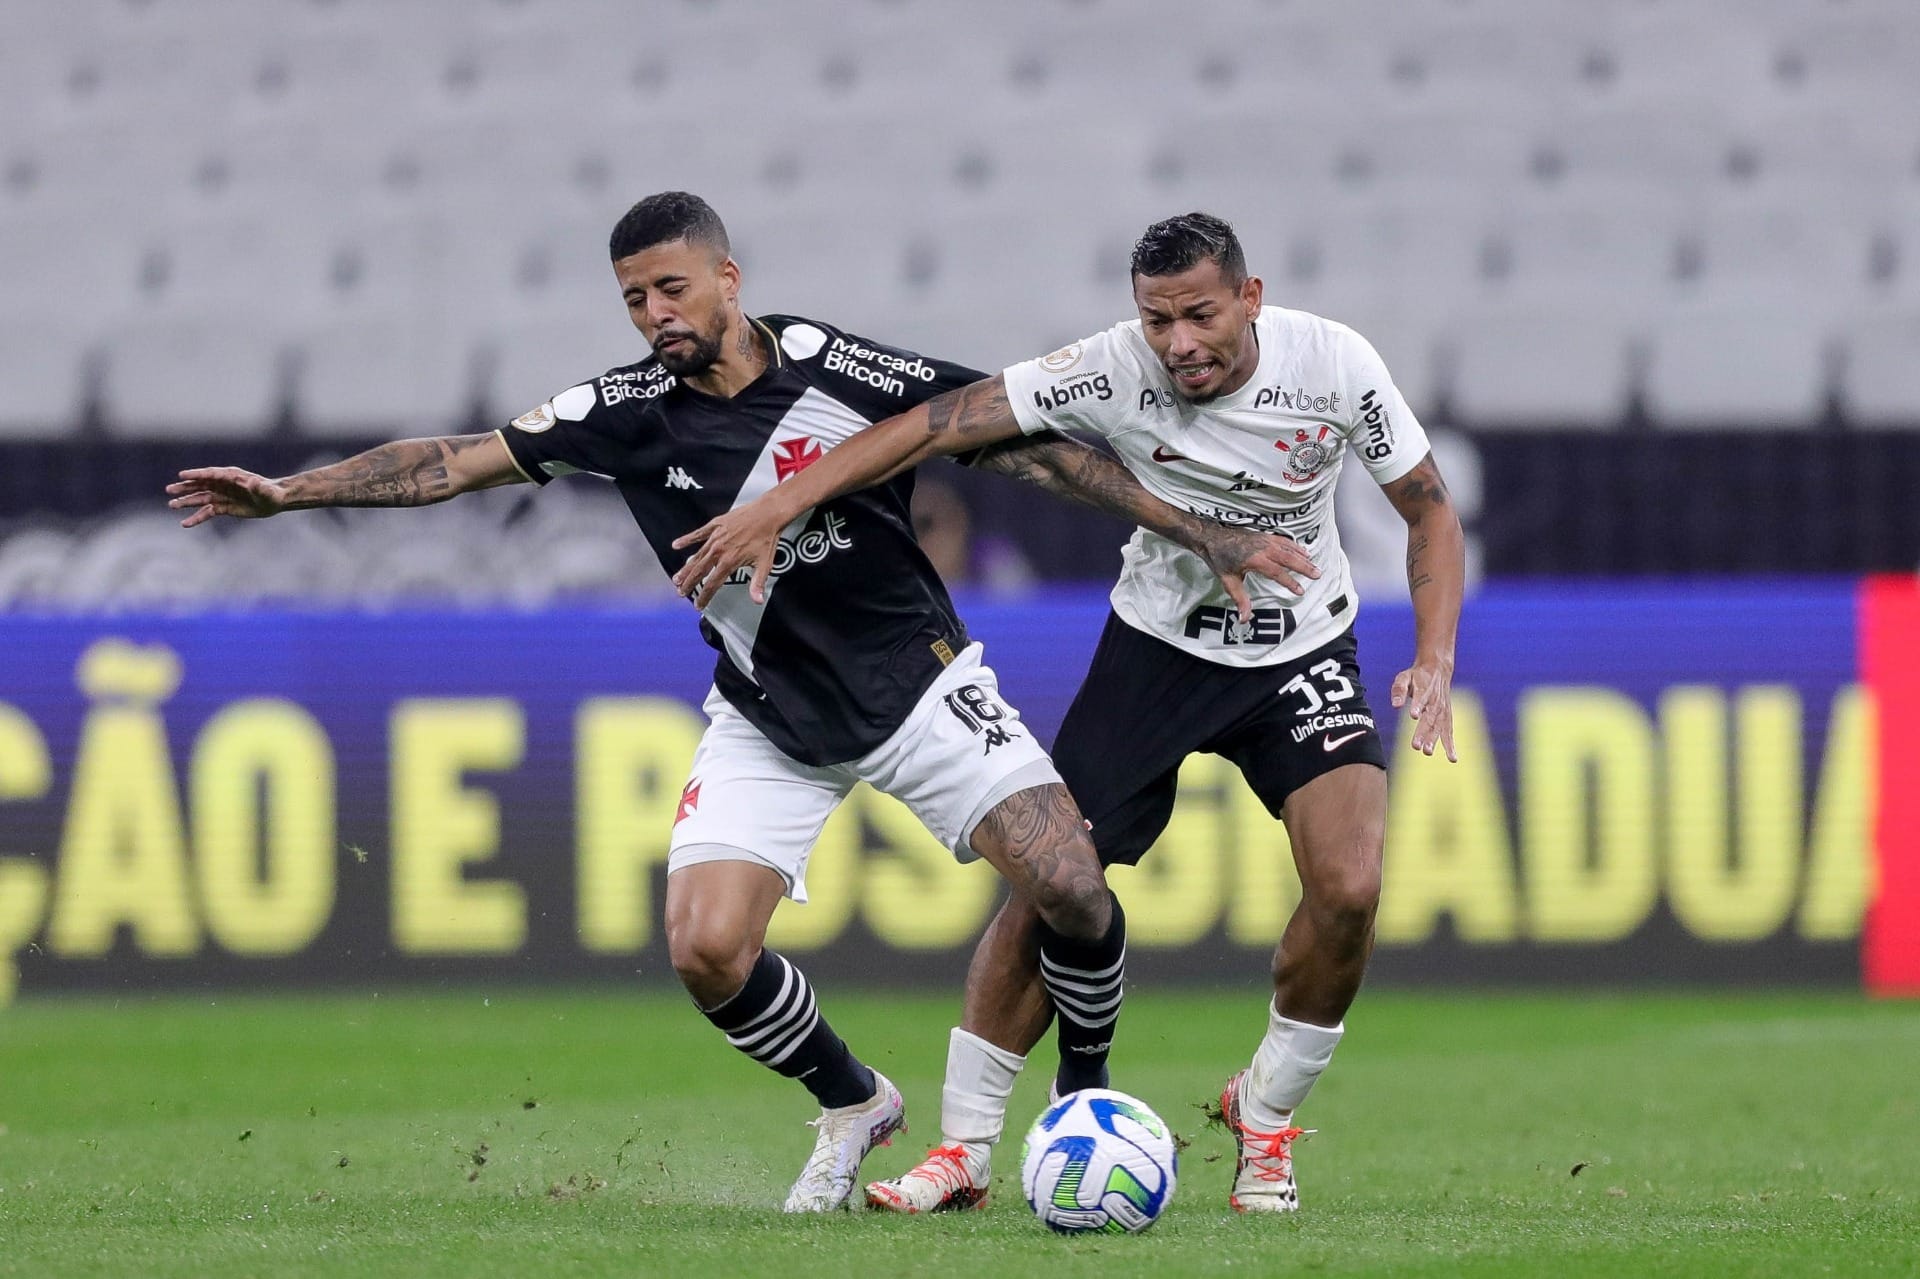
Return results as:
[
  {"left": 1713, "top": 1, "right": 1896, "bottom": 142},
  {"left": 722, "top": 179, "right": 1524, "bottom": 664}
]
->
[{"left": 168, "top": 192, "right": 1313, "bottom": 1212}]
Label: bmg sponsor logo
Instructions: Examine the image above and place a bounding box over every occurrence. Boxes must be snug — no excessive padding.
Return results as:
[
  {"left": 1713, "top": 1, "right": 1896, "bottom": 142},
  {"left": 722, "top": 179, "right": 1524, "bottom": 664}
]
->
[
  {"left": 1358, "top": 388, "right": 1394, "bottom": 462},
  {"left": 1033, "top": 372, "right": 1113, "bottom": 413},
  {"left": 1255, "top": 387, "right": 1341, "bottom": 414}
]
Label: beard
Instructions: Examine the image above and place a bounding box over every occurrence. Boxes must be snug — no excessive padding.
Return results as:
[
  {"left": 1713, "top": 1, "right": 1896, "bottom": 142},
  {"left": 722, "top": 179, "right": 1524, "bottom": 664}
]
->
[{"left": 652, "top": 319, "right": 727, "bottom": 377}]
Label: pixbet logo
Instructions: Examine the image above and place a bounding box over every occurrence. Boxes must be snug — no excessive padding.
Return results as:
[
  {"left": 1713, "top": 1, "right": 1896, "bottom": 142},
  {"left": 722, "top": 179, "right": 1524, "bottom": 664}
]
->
[
  {"left": 1254, "top": 387, "right": 1340, "bottom": 413},
  {"left": 722, "top": 511, "right": 855, "bottom": 586},
  {"left": 1033, "top": 373, "right": 1113, "bottom": 412},
  {"left": 1137, "top": 388, "right": 1177, "bottom": 411}
]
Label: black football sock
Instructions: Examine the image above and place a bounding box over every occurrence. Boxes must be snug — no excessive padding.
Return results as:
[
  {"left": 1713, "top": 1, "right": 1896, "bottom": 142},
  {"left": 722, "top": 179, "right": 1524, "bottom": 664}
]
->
[
  {"left": 1039, "top": 891, "right": 1127, "bottom": 1094},
  {"left": 699, "top": 949, "right": 876, "bottom": 1109}
]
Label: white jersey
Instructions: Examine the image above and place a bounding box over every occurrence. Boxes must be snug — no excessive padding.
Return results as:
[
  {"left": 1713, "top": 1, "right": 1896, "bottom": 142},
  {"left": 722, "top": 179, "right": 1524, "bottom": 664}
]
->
[{"left": 1004, "top": 305, "right": 1430, "bottom": 668}]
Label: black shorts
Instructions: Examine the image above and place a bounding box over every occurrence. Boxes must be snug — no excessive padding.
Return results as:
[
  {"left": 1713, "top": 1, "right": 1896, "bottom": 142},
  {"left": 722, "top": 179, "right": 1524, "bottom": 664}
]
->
[{"left": 1052, "top": 614, "right": 1388, "bottom": 867}]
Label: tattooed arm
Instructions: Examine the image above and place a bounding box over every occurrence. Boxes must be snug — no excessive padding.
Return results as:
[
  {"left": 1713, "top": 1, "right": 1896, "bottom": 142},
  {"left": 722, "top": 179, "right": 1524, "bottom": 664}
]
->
[
  {"left": 1381, "top": 452, "right": 1466, "bottom": 760},
  {"left": 971, "top": 431, "right": 1318, "bottom": 600},
  {"left": 671, "top": 376, "right": 1032, "bottom": 604},
  {"left": 168, "top": 433, "right": 525, "bottom": 526},
  {"left": 671, "top": 374, "right": 1319, "bottom": 610}
]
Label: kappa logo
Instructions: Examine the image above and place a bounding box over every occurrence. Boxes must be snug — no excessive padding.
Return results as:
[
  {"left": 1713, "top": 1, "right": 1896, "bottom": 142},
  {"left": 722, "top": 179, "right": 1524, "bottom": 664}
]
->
[
  {"left": 1274, "top": 424, "right": 1336, "bottom": 482},
  {"left": 664, "top": 467, "right": 702, "bottom": 490},
  {"left": 773, "top": 436, "right": 824, "bottom": 481}
]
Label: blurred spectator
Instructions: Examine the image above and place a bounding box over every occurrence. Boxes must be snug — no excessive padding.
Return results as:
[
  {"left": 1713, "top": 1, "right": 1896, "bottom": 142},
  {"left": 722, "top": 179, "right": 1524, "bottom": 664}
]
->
[{"left": 912, "top": 476, "right": 1036, "bottom": 596}]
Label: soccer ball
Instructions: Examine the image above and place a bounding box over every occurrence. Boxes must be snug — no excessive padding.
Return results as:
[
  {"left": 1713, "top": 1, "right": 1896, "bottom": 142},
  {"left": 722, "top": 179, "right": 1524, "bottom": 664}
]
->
[{"left": 1019, "top": 1088, "right": 1177, "bottom": 1234}]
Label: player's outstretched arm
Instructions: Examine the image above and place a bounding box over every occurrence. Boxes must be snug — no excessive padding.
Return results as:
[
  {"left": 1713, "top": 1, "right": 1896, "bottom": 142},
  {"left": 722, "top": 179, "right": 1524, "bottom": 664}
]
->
[
  {"left": 672, "top": 376, "right": 1024, "bottom": 605},
  {"left": 1382, "top": 452, "right": 1465, "bottom": 761},
  {"left": 167, "top": 433, "right": 525, "bottom": 527},
  {"left": 972, "top": 432, "right": 1320, "bottom": 617}
]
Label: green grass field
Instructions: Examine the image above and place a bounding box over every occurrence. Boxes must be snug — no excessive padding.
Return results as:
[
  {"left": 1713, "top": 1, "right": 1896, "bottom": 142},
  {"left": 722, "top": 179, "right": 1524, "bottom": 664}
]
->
[{"left": 2, "top": 988, "right": 1916, "bottom": 1278}]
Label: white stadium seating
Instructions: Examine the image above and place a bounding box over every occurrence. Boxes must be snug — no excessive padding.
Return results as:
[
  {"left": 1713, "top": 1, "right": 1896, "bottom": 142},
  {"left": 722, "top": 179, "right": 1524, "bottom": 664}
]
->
[{"left": 1, "top": 0, "right": 1915, "bottom": 435}]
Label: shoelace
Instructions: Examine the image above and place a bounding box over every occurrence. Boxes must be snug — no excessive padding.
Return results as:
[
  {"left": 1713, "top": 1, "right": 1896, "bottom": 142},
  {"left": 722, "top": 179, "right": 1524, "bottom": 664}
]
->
[
  {"left": 901, "top": 1144, "right": 979, "bottom": 1196},
  {"left": 1238, "top": 1122, "right": 1314, "bottom": 1183},
  {"left": 796, "top": 1112, "right": 859, "bottom": 1186}
]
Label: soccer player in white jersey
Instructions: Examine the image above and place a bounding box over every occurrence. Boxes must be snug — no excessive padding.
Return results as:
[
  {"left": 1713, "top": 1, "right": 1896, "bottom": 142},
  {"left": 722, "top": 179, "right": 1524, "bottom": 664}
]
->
[{"left": 676, "top": 211, "right": 1465, "bottom": 1214}]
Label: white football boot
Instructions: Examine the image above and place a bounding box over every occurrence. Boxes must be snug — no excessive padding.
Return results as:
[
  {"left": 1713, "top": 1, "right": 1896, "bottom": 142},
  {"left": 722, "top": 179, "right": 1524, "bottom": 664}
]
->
[
  {"left": 782, "top": 1072, "right": 906, "bottom": 1213},
  {"left": 1219, "top": 1069, "right": 1313, "bottom": 1213},
  {"left": 864, "top": 1141, "right": 991, "bottom": 1213}
]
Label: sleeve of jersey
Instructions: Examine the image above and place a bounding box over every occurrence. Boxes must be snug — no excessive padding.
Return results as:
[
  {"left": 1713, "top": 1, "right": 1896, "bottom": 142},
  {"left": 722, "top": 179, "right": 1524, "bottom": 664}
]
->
[
  {"left": 796, "top": 325, "right": 987, "bottom": 418},
  {"left": 1340, "top": 329, "right": 1431, "bottom": 485},
  {"left": 496, "top": 380, "right": 618, "bottom": 486},
  {"left": 1001, "top": 327, "right": 1130, "bottom": 439}
]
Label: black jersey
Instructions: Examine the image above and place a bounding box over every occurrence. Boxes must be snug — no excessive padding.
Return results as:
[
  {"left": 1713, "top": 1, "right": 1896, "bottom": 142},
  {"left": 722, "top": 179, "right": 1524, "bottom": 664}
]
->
[{"left": 497, "top": 315, "right": 985, "bottom": 766}]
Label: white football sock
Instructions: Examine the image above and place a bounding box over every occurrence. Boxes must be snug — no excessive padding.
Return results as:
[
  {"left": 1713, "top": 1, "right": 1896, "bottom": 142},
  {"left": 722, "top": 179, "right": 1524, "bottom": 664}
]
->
[
  {"left": 941, "top": 1027, "right": 1026, "bottom": 1146},
  {"left": 1244, "top": 1002, "right": 1344, "bottom": 1131}
]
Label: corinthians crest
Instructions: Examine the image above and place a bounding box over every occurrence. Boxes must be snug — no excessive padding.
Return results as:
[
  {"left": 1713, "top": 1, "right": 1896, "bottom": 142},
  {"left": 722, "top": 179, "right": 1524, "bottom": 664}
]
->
[{"left": 1273, "top": 424, "right": 1336, "bottom": 482}]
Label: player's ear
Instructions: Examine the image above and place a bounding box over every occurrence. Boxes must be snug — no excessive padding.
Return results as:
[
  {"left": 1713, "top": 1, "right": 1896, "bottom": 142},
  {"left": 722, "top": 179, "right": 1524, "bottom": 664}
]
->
[
  {"left": 1240, "top": 273, "right": 1263, "bottom": 316},
  {"left": 719, "top": 255, "right": 742, "bottom": 303}
]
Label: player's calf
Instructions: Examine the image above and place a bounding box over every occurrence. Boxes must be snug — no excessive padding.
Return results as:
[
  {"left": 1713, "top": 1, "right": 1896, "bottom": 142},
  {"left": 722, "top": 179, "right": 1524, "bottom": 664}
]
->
[{"left": 971, "top": 785, "right": 1127, "bottom": 1096}]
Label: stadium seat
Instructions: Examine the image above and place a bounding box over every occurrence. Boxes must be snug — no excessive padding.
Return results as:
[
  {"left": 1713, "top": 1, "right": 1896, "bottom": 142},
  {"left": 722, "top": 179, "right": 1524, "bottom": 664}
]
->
[
  {"left": 0, "top": 319, "right": 92, "bottom": 439},
  {"left": 1641, "top": 306, "right": 1832, "bottom": 430},
  {"left": 1444, "top": 306, "right": 1633, "bottom": 430},
  {"left": 1840, "top": 311, "right": 1920, "bottom": 428},
  {"left": 482, "top": 306, "right": 650, "bottom": 428},
  {"left": 0, "top": 209, "right": 148, "bottom": 333},
  {"left": 100, "top": 314, "right": 287, "bottom": 439},
  {"left": 295, "top": 313, "right": 473, "bottom": 439}
]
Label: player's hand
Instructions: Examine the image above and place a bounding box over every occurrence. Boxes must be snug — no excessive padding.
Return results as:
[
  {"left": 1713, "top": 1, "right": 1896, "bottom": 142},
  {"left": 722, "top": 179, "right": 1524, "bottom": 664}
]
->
[
  {"left": 671, "top": 501, "right": 789, "bottom": 608},
  {"left": 166, "top": 468, "right": 291, "bottom": 527},
  {"left": 1194, "top": 528, "right": 1319, "bottom": 621},
  {"left": 1391, "top": 655, "right": 1457, "bottom": 762}
]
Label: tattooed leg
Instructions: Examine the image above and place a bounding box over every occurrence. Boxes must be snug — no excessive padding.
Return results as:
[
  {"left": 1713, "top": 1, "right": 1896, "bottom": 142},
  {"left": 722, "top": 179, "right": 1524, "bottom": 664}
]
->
[
  {"left": 970, "top": 784, "right": 1108, "bottom": 939},
  {"left": 969, "top": 785, "right": 1126, "bottom": 1092}
]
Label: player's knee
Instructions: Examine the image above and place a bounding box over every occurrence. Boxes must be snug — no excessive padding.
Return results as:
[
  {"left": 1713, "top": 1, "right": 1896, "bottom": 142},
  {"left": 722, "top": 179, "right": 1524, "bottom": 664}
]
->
[
  {"left": 1031, "top": 849, "right": 1112, "bottom": 941},
  {"left": 667, "top": 919, "right": 755, "bottom": 1005},
  {"left": 1310, "top": 856, "right": 1382, "bottom": 941}
]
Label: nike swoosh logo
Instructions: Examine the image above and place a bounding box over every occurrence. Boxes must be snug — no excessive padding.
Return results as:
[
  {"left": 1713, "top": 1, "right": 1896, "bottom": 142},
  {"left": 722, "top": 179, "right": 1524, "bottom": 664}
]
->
[
  {"left": 1151, "top": 446, "right": 1188, "bottom": 463},
  {"left": 1322, "top": 729, "right": 1368, "bottom": 752}
]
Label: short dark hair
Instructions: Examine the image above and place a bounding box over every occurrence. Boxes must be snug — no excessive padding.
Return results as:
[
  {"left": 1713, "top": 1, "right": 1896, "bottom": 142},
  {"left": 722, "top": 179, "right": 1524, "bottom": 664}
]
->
[
  {"left": 1131, "top": 211, "right": 1246, "bottom": 284},
  {"left": 608, "top": 191, "right": 730, "bottom": 262}
]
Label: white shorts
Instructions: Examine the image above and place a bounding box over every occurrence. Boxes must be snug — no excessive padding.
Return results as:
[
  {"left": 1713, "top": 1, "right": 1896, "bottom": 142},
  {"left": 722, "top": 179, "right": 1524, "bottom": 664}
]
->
[{"left": 667, "top": 643, "right": 1062, "bottom": 901}]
